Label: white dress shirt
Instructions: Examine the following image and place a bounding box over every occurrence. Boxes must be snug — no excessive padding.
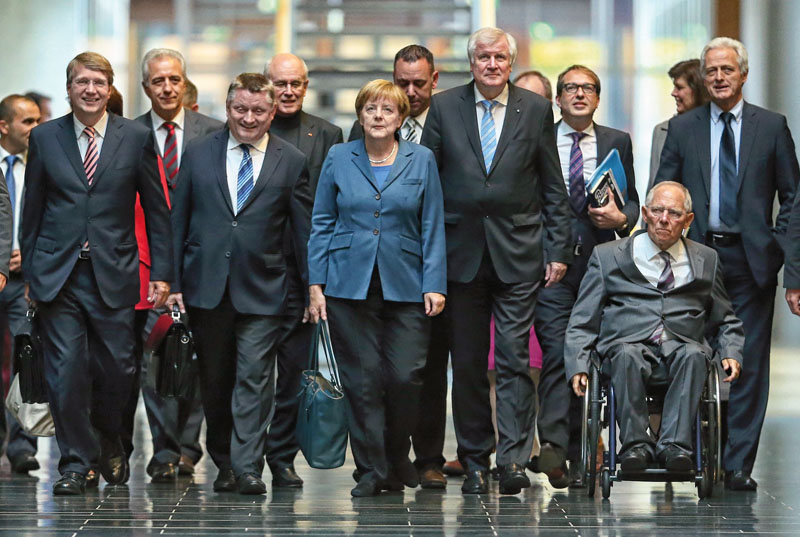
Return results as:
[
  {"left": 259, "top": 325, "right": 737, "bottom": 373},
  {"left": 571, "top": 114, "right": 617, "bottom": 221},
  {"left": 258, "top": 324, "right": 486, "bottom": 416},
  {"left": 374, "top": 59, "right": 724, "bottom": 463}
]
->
[
  {"left": 557, "top": 121, "right": 597, "bottom": 192},
  {"left": 73, "top": 111, "right": 109, "bottom": 159},
  {"left": 474, "top": 84, "right": 509, "bottom": 143},
  {"left": 709, "top": 98, "right": 743, "bottom": 233},
  {"left": 150, "top": 107, "right": 186, "bottom": 167},
  {"left": 0, "top": 146, "right": 26, "bottom": 251},
  {"left": 226, "top": 132, "right": 268, "bottom": 214}
]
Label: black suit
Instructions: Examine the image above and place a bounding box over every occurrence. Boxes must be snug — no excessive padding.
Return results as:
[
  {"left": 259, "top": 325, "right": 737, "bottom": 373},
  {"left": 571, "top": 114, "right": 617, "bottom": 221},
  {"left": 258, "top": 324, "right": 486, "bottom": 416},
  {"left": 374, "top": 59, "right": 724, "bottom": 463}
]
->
[
  {"left": 21, "top": 112, "right": 172, "bottom": 476},
  {"left": 656, "top": 101, "right": 799, "bottom": 473},
  {"left": 266, "top": 110, "right": 342, "bottom": 471},
  {"left": 421, "top": 82, "right": 572, "bottom": 470},
  {"left": 535, "top": 121, "right": 638, "bottom": 462},
  {"left": 121, "top": 109, "right": 223, "bottom": 468},
  {"left": 171, "top": 128, "right": 312, "bottom": 476}
]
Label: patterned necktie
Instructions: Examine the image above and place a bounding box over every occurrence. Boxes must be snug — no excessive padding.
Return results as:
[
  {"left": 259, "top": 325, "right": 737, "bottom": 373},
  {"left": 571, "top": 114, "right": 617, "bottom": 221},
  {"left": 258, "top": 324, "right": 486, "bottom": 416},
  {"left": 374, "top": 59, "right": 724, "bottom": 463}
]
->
[
  {"left": 719, "top": 111, "right": 738, "bottom": 226},
  {"left": 236, "top": 144, "right": 254, "bottom": 213},
  {"left": 403, "top": 118, "right": 418, "bottom": 143},
  {"left": 83, "top": 126, "right": 98, "bottom": 185},
  {"left": 568, "top": 132, "right": 587, "bottom": 213},
  {"left": 3, "top": 155, "right": 17, "bottom": 214},
  {"left": 163, "top": 121, "right": 179, "bottom": 187},
  {"left": 480, "top": 100, "right": 498, "bottom": 171},
  {"left": 650, "top": 251, "right": 675, "bottom": 344}
]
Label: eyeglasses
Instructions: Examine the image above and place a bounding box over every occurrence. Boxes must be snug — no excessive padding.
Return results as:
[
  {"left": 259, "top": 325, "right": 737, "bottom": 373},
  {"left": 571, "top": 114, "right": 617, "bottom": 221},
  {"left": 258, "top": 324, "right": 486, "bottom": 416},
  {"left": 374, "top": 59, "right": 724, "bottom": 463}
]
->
[
  {"left": 273, "top": 80, "right": 307, "bottom": 91},
  {"left": 563, "top": 83, "right": 597, "bottom": 95},
  {"left": 647, "top": 206, "right": 685, "bottom": 220}
]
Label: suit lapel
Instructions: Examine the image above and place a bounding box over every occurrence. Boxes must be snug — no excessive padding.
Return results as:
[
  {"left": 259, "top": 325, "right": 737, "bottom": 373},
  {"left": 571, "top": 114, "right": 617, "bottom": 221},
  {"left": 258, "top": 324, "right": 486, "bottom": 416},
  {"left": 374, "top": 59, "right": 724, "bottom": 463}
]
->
[
  {"left": 693, "top": 105, "right": 712, "bottom": 200},
  {"left": 457, "top": 83, "right": 486, "bottom": 176},
  {"left": 682, "top": 238, "right": 705, "bottom": 288},
  {"left": 380, "top": 141, "right": 412, "bottom": 192},
  {"left": 595, "top": 123, "right": 609, "bottom": 161},
  {"left": 351, "top": 141, "right": 380, "bottom": 193},
  {"left": 489, "top": 84, "right": 521, "bottom": 173},
  {"left": 55, "top": 115, "right": 88, "bottom": 187},
  {"left": 614, "top": 232, "right": 653, "bottom": 288},
  {"left": 297, "top": 112, "right": 317, "bottom": 158},
  {"left": 736, "top": 102, "right": 758, "bottom": 195},
  {"left": 182, "top": 110, "right": 202, "bottom": 150},
  {"left": 238, "top": 136, "right": 283, "bottom": 213},
  {"left": 214, "top": 130, "right": 234, "bottom": 214},
  {"left": 91, "top": 113, "right": 124, "bottom": 190}
]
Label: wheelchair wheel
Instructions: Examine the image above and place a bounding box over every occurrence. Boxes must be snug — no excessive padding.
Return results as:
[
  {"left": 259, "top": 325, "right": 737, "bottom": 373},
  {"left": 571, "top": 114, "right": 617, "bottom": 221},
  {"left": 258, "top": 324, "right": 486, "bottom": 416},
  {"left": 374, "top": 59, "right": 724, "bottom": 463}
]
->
[
  {"left": 698, "top": 467, "right": 713, "bottom": 499},
  {"left": 700, "top": 366, "right": 721, "bottom": 484},
  {"left": 601, "top": 468, "right": 611, "bottom": 499},
  {"left": 586, "top": 365, "right": 601, "bottom": 497}
]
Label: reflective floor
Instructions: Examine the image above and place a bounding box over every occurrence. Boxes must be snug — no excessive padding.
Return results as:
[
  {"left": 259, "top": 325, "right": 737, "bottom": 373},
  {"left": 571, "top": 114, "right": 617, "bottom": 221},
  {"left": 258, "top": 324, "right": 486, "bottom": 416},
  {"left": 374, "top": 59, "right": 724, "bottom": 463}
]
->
[{"left": 2, "top": 348, "right": 800, "bottom": 536}]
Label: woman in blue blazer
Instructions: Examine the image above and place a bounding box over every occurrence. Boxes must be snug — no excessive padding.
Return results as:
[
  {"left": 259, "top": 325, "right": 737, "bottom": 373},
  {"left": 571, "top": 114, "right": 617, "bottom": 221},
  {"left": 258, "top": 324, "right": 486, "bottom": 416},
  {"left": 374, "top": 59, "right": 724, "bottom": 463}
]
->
[{"left": 308, "top": 80, "right": 446, "bottom": 497}]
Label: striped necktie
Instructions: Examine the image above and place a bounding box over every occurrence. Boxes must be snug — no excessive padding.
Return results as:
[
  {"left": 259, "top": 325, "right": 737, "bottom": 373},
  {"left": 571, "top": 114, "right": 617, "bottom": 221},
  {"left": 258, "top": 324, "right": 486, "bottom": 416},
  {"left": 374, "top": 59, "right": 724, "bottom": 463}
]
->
[
  {"left": 403, "top": 118, "right": 418, "bottom": 143},
  {"left": 83, "top": 126, "right": 98, "bottom": 185},
  {"left": 649, "top": 251, "right": 675, "bottom": 344},
  {"left": 162, "top": 121, "right": 179, "bottom": 187},
  {"left": 480, "top": 100, "right": 498, "bottom": 171},
  {"left": 236, "top": 144, "right": 254, "bottom": 213},
  {"left": 568, "top": 131, "right": 587, "bottom": 213}
]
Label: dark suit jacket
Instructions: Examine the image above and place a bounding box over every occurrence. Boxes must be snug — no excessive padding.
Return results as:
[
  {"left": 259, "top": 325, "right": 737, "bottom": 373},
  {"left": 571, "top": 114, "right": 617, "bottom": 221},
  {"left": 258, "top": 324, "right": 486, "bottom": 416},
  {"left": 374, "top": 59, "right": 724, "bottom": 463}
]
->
[
  {"left": 656, "top": 101, "right": 799, "bottom": 288},
  {"left": 421, "top": 81, "right": 572, "bottom": 284},
  {"left": 308, "top": 139, "right": 446, "bottom": 302},
  {"left": 282, "top": 111, "right": 344, "bottom": 196},
  {"left": 21, "top": 113, "right": 173, "bottom": 308},
  {"left": 348, "top": 119, "right": 364, "bottom": 143},
  {"left": 170, "top": 128, "right": 313, "bottom": 315},
  {"left": 784, "top": 190, "right": 800, "bottom": 288},
  {"left": 0, "top": 169, "right": 11, "bottom": 278},
  {"left": 135, "top": 108, "right": 224, "bottom": 155},
  {"left": 564, "top": 231, "right": 745, "bottom": 381}
]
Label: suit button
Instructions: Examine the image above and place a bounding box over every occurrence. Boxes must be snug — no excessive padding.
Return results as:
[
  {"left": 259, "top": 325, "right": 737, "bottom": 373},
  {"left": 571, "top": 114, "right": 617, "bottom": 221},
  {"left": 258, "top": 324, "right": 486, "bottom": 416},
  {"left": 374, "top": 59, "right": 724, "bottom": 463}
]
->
[
  {"left": 375, "top": 194, "right": 381, "bottom": 200},
  {"left": 373, "top": 229, "right": 379, "bottom": 235},
  {"left": 374, "top": 211, "right": 379, "bottom": 218},
  {"left": 485, "top": 215, "right": 489, "bottom": 219},
  {"left": 232, "top": 221, "right": 238, "bottom": 227},
  {"left": 225, "top": 251, "right": 231, "bottom": 258}
]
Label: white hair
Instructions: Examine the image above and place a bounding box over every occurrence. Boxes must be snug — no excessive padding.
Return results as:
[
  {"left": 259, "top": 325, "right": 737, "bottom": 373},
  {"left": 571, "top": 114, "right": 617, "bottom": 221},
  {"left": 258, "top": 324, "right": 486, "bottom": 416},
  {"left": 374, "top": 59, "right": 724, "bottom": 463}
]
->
[
  {"left": 142, "top": 48, "right": 187, "bottom": 83},
  {"left": 467, "top": 27, "right": 518, "bottom": 66},
  {"left": 701, "top": 37, "right": 749, "bottom": 76},
  {"left": 646, "top": 181, "right": 693, "bottom": 213}
]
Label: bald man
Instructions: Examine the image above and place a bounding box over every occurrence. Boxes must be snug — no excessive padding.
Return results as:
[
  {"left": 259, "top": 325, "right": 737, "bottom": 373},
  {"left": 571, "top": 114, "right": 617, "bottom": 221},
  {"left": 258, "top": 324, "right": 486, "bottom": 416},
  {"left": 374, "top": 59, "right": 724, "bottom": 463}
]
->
[
  {"left": 264, "top": 53, "right": 343, "bottom": 487},
  {"left": 513, "top": 70, "right": 552, "bottom": 101}
]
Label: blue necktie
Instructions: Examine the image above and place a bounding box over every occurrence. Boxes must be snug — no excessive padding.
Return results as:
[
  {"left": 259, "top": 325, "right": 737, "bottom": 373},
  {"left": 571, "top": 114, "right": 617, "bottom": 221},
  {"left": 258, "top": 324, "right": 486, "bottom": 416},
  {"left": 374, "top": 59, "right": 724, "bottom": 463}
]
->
[
  {"left": 568, "top": 132, "right": 587, "bottom": 213},
  {"left": 480, "top": 100, "right": 498, "bottom": 171},
  {"left": 236, "top": 144, "right": 254, "bottom": 213},
  {"left": 3, "top": 155, "right": 17, "bottom": 215},
  {"left": 719, "top": 111, "right": 738, "bottom": 226}
]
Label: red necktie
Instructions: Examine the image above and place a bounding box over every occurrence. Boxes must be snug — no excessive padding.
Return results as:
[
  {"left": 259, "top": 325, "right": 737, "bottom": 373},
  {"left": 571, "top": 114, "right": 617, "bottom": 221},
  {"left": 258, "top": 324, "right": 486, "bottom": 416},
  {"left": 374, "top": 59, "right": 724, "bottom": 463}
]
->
[
  {"left": 83, "top": 126, "right": 98, "bottom": 185},
  {"left": 163, "top": 122, "right": 179, "bottom": 187}
]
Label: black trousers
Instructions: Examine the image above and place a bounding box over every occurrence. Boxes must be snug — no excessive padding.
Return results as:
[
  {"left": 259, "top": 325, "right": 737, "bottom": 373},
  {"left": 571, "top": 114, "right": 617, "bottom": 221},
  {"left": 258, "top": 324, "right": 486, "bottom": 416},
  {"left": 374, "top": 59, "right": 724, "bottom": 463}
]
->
[
  {"left": 326, "top": 270, "right": 430, "bottom": 482},
  {"left": 265, "top": 269, "right": 311, "bottom": 470},
  {"left": 188, "top": 290, "right": 282, "bottom": 477},
  {"left": 713, "top": 240, "right": 776, "bottom": 473},
  {"left": 38, "top": 259, "right": 135, "bottom": 475},
  {"left": 448, "top": 253, "right": 539, "bottom": 471}
]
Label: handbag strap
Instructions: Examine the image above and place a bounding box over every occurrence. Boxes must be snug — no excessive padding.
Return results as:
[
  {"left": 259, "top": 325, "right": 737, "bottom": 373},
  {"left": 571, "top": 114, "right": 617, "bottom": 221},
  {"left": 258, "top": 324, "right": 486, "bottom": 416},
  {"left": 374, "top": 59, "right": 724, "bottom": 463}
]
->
[
  {"left": 319, "top": 320, "right": 343, "bottom": 389},
  {"left": 307, "top": 321, "right": 322, "bottom": 371}
]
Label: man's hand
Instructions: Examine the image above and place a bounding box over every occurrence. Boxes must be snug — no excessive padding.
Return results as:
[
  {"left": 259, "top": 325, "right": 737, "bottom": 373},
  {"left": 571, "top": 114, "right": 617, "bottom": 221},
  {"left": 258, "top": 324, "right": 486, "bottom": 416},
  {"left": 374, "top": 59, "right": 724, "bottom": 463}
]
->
[
  {"left": 571, "top": 373, "right": 588, "bottom": 397},
  {"left": 544, "top": 262, "right": 567, "bottom": 288},
  {"left": 424, "top": 292, "right": 445, "bottom": 317},
  {"left": 165, "top": 292, "right": 185, "bottom": 313},
  {"left": 721, "top": 358, "right": 741, "bottom": 383},
  {"left": 786, "top": 289, "right": 800, "bottom": 316},
  {"left": 9, "top": 249, "right": 21, "bottom": 273},
  {"left": 587, "top": 190, "right": 627, "bottom": 230},
  {"left": 308, "top": 284, "right": 327, "bottom": 323},
  {"left": 148, "top": 281, "right": 171, "bottom": 308}
]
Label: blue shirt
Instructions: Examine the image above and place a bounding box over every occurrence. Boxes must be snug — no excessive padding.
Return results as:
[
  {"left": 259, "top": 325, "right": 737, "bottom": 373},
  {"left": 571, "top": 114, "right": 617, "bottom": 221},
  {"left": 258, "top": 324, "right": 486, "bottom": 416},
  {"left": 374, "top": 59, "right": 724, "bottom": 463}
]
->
[
  {"left": 709, "top": 99, "right": 743, "bottom": 232},
  {"left": 372, "top": 164, "right": 392, "bottom": 189}
]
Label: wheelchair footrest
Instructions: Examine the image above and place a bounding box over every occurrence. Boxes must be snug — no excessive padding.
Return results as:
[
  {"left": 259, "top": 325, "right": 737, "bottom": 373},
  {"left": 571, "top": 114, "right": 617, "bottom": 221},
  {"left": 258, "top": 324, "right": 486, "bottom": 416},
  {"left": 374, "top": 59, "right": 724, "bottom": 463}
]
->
[{"left": 612, "top": 468, "right": 700, "bottom": 483}]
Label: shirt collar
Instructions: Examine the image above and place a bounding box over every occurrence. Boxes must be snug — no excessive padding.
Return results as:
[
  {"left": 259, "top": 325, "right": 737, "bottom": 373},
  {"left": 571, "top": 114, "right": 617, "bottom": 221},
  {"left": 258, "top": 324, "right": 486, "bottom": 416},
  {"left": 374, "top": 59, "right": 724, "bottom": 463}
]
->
[
  {"left": 0, "top": 145, "right": 26, "bottom": 165},
  {"left": 474, "top": 83, "right": 510, "bottom": 107},
  {"left": 710, "top": 98, "right": 744, "bottom": 124},
  {"left": 227, "top": 131, "right": 269, "bottom": 154},
  {"left": 410, "top": 106, "right": 429, "bottom": 127},
  {"left": 74, "top": 111, "right": 109, "bottom": 140},
  {"left": 641, "top": 232, "right": 686, "bottom": 263},
  {"left": 558, "top": 120, "right": 595, "bottom": 139},
  {"left": 150, "top": 107, "right": 185, "bottom": 131}
]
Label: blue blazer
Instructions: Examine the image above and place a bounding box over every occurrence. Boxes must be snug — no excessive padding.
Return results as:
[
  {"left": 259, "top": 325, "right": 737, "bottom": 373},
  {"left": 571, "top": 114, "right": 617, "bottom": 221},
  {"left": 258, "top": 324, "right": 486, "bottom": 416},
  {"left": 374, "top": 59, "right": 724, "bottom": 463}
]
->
[{"left": 308, "top": 139, "right": 446, "bottom": 302}]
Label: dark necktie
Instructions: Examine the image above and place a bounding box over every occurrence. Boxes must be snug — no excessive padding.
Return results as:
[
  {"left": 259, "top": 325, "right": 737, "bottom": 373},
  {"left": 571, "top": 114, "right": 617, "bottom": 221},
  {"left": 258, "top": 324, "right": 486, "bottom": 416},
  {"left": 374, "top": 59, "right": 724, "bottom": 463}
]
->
[
  {"left": 236, "top": 144, "right": 254, "bottom": 212},
  {"left": 163, "top": 121, "right": 179, "bottom": 187},
  {"left": 480, "top": 100, "right": 498, "bottom": 171},
  {"left": 568, "top": 132, "right": 587, "bottom": 213},
  {"left": 403, "top": 118, "right": 418, "bottom": 143},
  {"left": 650, "top": 251, "right": 675, "bottom": 344},
  {"left": 83, "top": 126, "right": 98, "bottom": 185},
  {"left": 4, "top": 155, "right": 17, "bottom": 214},
  {"left": 719, "top": 111, "right": 738, "bottom": 226}
]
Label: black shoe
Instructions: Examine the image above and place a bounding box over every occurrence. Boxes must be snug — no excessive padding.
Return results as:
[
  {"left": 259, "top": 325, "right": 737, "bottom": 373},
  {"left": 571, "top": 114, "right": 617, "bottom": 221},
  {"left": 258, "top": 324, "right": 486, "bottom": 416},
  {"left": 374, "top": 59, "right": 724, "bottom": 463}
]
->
[
  {"left": 9, "top": 452, "right": 40, "bottom": 474},
  {"left": 352, "top": 468, "right": 362, "bottom": 483},
  {"left": 178, "top": 455, "right": 195, "bottom": 476},
  {"left": 238, "top": 473, "right": 267, "bottom": 495},
  {"left": 725, "top": 470, "right": 758, "bottom": 491},
  {"left": 568, "top": 461, "right": 585, "bottom": 489},
  {"left": 490, "top": 466, "right": 502, "bottom": 479},
  {"left": 351, "top": 476, "right": 381, "bottom": 497},
  {"left": 147, "top": 460, "right": 178, "bottom": 483},
  {"left": 53, "top": 472, "right": 86, "bottom": 495},
  {"left": 660, "top": 445, "right": 693, "bottom": 472},
  {"left": 271, "top": 466, "right": 303, "bottom": 488},
  {"left": 98, "top": 434, "right": 129, "bottom": 485},
  {"left": 525, "top": 455, "right": 539, "bottom": 473},
  {"left": 498, "top": 463, "right": 531, "bottom": 495},
  {"left": 86, "top": 469, "right": 99, "bottom": 489},
  {"left": 461, "top": 470, "right": 489, "bottom": 494},
  {"left": 381, "top": 475, "right": 405, "bottom": 492},
  {"left": 390, "top": 458, "right": 419, "bottom": 488},
  {"left": 619, "top": 446, "right": 652, "bottom": 472},
  {"left": 213, "top": 467, "right": 237, "bottom": 492}
]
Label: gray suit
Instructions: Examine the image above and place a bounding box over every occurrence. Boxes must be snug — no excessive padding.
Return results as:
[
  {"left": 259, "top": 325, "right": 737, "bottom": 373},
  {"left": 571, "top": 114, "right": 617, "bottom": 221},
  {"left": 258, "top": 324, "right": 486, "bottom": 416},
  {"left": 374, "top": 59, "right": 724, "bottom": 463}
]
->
[
  {"left": 647, "top": 119, "right": 669, "bottom": 193},
  {"left": 565, "top": 231, "right": 744, "bottom": 456}
]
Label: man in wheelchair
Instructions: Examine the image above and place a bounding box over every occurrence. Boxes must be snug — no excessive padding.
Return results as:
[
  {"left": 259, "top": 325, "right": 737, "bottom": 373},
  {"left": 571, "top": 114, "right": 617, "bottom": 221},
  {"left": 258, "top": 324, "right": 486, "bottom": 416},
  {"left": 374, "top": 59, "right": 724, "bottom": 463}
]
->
[{"left": 564, "top": 181, "right": 744, "bottom": 473}]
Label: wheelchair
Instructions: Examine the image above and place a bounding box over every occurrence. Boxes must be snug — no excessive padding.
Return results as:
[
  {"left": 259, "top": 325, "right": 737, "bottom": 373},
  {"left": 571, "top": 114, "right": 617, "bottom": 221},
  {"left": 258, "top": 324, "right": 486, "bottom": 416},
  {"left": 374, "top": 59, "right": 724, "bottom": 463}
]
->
[{"left": 578, "top": 351, "right": 722, "bottom": 499}]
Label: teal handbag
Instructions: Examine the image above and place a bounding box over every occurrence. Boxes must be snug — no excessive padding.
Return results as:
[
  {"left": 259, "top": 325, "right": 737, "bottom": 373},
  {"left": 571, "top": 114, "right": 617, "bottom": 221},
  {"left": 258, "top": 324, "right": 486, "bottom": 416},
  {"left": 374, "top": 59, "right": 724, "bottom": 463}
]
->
[{"left": 295, "top": 319, "right": 348, "bottom": 469}]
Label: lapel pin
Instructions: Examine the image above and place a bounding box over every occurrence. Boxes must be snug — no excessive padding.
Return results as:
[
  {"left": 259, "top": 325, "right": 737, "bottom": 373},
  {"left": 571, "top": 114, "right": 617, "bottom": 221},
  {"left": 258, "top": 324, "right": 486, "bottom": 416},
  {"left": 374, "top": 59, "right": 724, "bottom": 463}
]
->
[{"left": 308, "top": 132, "right": 313, "bottom": 136}]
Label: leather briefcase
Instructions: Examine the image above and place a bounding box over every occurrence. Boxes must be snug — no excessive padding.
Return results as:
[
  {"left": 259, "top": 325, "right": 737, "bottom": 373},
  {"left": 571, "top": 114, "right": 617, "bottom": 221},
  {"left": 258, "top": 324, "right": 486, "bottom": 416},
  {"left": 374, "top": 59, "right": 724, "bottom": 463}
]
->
[{"left": 145, "top": 306, "right": 198, "bottom": 399}]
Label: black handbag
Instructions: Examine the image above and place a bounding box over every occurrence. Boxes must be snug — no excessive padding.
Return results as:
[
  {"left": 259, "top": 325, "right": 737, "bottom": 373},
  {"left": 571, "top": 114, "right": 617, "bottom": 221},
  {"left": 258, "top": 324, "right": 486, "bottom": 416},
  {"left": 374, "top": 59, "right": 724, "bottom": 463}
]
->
[
  {"left": 150, "top": 306, "right": 198, "bottom": 399},
  {"left": 13, "top": 306, "right": 47, "bottom": 404},
  {"left": 295, "top": 319, "right": 348, "bottom": 469}
]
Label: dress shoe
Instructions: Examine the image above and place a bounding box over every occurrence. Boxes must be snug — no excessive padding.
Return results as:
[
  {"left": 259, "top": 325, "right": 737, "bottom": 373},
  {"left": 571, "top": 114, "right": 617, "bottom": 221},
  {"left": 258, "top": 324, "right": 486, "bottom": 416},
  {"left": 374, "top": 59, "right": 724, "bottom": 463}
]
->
[
  {"left": 419, "top": 467, "right": 447, "bottom": 489},
  {"left": 443, "top": 459, "right": 465, "bottom": 476},
  {"left": 352, "top": 468, "right": 362, "bottom": 483},
  {"left": 390, "top": 458, "right": 419, "bottom": 488},
  {"left": 568, "top": 461, "right": 585, "bottom": 489},
  {"left": 147, "top": 460, "right": 178, "bottom": 483},
  {"left": 98, "top": 434, "right": 129, "bottom": 485},
  {"left": 213, "top": 467, "right": 237, "bottom": 492},
  {"left": 525, "top": 455, "right": 539, "bottom": 473},
  {"left": 86, "top": 469, "right": 99, "bottom": 489},
  {"left": 178, "top": 454, "right": 195, "bottom": 476},
  {"left": 271, "top": 466, "right": 304, "bottom": 488},
  {"left": 659, "top": 445, "right": 693, "bottom": 472},
  {"left": 725, "top": 470, "right": 758, "bottom": 491},
  {"left": 238, "top": 473, "right": 267, "bottom": 495},
  {"left": 53, "top": 472, "right": 86, "bottom": 496},
  {"left": 461, "top": 470, "right": 489, "bottom": 494},
  {"left": 619, "top": 446, "right": 652, "bottom": 472},
  {"left": 499, "top": 463, "right": 531, "bottom": 495},
  {"left": 9, "top": 452, "right": 40, "bottom": 474},
  {"left": 538, "top": 443, "right": 569, "bottom": 488},
  {"left": 490, "top": 466, "right": 502, "bottom": 479},
  {"left": 381, "top": 475, "right": 405, "bottom": 492},
  {"left": 351, "top": 476, "right": 381, "bottom": 497}
]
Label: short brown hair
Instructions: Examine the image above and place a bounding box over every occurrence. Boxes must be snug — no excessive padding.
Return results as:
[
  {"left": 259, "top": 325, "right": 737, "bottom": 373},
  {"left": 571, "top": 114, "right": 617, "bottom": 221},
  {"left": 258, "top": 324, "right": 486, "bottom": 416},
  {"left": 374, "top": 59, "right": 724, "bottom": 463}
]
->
[
  {"left": 355, "top": 79, "right": 410, "bottom": 122},
  {"left": 107, "top": 85, "right": 123, "bottom": 116},
  {"left": 183, "top": 79, "right": 198, "bottom": 108},
  {"left": 67, "top": 52, "right": 114, "bottom": 86},
  {"left": 556, "top": 64, "right": 601, "bottom": 97},
  {"left": 668, "top": 59, "right": 708, "bottom": 109},
  {"left": 513, "top": 70, "right": 553, "bottom": 101},
  {"left": 226, "top": 73, "right": 274, "bottom": 106}
]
